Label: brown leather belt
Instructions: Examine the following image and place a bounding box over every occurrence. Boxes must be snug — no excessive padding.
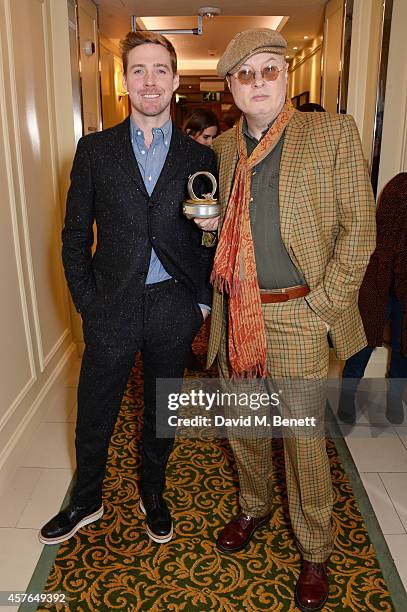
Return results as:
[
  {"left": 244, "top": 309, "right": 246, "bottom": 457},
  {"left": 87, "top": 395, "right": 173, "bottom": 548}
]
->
[{"left": 260, "top": 284, "right": 309, "bottom": 303}]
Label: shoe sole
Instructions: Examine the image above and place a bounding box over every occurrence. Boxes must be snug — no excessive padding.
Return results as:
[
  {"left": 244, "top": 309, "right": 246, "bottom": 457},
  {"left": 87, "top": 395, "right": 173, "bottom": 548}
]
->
[
  {"left": 139, "top": 500, "right": 173, "bottom": 543},
  {"left": 216, "top": 514, "right": 271, "bottom": 554},
  {"left": 294, "top": 588, "right": 328, "bottom": 612},
  {"left": 38, "top": 506, "right": 104, "bottom": 545}
]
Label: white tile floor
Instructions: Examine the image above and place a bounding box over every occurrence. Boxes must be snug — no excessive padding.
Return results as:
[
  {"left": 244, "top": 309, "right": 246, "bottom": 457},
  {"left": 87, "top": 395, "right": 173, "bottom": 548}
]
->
[{"left": 0, "top": 357, "right": 406, "bottom": 603}]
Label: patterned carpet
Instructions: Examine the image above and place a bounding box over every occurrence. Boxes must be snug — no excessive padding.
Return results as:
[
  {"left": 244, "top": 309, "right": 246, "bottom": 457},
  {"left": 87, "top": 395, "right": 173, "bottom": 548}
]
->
[{"left": 37, "top": 324, "right": 394, "bottom": 611}]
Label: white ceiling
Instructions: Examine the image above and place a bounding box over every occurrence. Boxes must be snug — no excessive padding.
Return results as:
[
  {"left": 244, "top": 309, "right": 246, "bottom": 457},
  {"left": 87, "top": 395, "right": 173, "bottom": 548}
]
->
[{"left": 95, "top": 0, "right": 327, "bottom": 74}]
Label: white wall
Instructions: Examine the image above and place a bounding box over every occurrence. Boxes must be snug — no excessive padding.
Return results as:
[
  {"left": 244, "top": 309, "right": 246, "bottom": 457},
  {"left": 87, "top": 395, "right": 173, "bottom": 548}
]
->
[
  {"left": 100, "top": 35, "right": 128, "bottom": 129},
  {"left": 322, "top": 0, "right": 344, "bottom": 113},
  {"left": 0, "top": 0, "right": 77, "bottom": 491},
  {"left": 78, "top": 0, "right": 101, "bottom": 135},
  {"left": 377, "top": 0, "right": 407, "bottom": 193},
  {"left": 347, "top": 0, "right": 384, "bottom": 163},
  {"left": 288, "top": 36, "right": 322, "bottom": 105}
]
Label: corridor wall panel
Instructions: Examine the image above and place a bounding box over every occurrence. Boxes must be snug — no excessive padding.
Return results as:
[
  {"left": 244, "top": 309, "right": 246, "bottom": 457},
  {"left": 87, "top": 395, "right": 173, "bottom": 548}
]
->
[
  {"left": 9, "top": 0, "right": 70, "bottom": 370},
  {"left": 0, "top": 0, "right": 76, "bottom": 492},
  {"left": 0, "top": 45, "right": 35, "bottom": 417}
]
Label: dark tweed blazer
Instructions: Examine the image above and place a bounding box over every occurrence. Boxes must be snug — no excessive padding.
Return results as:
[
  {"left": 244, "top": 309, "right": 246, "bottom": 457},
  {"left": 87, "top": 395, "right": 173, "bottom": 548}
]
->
[
  {"left": 62, "top": 117, "right": 217, "bottom": 319},
  {"left": 207, "top": 111, "right": 377, "bottom": 365}
]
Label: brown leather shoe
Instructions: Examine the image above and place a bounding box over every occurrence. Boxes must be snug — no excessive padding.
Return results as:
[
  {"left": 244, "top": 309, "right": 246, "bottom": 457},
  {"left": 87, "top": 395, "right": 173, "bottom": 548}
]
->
[
  {"left": 295, "top": 560, "right": 329, "bottom": 611},
  {"left": 216, "top": 512, "right": 271, "bottom": 553}
]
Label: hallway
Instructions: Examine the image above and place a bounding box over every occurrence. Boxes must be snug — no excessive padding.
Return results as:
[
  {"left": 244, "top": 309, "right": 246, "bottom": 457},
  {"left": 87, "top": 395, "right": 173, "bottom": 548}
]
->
[
  {"left": 0, "top": 343, "right": 406, "bottom": 610},
  {"left": 1, "top": 0, "right": 407, "bottom": 609}
]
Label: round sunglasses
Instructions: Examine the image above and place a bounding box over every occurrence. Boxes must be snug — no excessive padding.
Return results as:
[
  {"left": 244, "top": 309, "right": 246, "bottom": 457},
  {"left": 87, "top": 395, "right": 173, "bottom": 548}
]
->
[{"left": 229, "top": 64, "right": 283, "bottom": 85}]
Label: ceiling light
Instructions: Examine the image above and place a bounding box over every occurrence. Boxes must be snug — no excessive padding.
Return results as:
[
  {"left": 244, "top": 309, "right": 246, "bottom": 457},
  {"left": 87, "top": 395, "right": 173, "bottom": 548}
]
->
[
  {"left": 285, "top": 55, "right": 290, "bottom": 58},
  {"left": 304, "top": 35, "right": 309, "bottom": 40},
  {"left": 293, "top": 46, "right": 298, "bottom": 50}
]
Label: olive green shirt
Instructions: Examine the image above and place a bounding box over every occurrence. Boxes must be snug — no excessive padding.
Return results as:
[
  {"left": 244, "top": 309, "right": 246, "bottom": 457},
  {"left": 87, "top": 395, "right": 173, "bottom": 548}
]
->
[{"left": 244, "top": 122, "right": 305, "bottom": 289}]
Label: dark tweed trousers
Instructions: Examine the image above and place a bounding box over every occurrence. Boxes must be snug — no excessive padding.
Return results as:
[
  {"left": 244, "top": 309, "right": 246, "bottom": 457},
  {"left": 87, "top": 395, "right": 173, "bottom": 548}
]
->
[{"left": 73, "top": 279, "right": 203, "bottom": 506}]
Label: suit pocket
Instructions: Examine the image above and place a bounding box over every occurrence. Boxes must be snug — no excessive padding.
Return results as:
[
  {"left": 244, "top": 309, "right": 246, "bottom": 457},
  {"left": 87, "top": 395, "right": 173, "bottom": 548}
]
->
[{"left": 302, "top": 295, "right": 329, "bottom": 334}]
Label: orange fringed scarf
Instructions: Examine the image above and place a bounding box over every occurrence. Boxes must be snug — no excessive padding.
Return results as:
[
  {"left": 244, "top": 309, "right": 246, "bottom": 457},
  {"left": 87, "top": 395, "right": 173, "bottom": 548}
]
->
[{"left": 211, "top": 101, "right": 295, "bottom": 377}]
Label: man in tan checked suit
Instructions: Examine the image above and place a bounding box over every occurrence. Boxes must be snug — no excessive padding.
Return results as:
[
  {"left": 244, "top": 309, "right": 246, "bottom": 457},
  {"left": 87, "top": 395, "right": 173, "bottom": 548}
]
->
[{"left": 196, "top": 29, "right": 376, "bottom": 611}]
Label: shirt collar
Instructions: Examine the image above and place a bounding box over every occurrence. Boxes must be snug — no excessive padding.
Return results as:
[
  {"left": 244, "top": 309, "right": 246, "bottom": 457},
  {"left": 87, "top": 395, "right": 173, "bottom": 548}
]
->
[
  {"left": 130, "top": 116, "right": 172, "bottom": 147},
  {"left": 242, "top": 117, "right": 275, "bottom": 142}
]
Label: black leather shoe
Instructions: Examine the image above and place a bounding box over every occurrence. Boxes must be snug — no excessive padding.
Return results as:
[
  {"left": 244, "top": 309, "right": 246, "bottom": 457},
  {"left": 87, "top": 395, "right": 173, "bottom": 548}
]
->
[
  {"left": 140, "top": 491, "right": 173, "bottom": 543},
  {"left": 337, "top": 389, "right": 356, "bottom": 425},
  {"left": 386, "top": 393, "right": 405, "bottom": 425},
  {"left": 39, "top": 502, "right": 103, "bottom": 545}
]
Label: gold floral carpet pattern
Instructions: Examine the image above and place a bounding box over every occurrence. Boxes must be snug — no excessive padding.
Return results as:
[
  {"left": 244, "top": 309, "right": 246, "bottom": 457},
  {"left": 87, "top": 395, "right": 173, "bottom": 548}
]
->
[{"left": 38, "top": 326, "right": 394, "bottom": 611}]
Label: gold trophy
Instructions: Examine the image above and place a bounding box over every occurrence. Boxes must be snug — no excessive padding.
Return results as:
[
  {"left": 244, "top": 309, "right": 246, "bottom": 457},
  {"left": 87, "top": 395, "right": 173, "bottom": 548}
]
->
[{"left": 182, "top": 171, "right": 219, "bottom": 219}]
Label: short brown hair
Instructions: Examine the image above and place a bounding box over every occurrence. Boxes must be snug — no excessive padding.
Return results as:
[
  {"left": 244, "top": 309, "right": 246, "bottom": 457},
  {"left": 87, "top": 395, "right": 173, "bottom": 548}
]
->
[{"left": 121, "top": 31, "right": 177, "bottom": 75}]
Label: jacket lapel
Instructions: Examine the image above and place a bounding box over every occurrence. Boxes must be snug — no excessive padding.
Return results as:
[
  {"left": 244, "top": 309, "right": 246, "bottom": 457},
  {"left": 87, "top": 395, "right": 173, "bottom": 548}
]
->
[
  {"left": 279, "top": 110, "right": 309, "bottom": 249},
  {"left": 106, "top": 117, "right": 149, "bottom": 197},
  {"left": 151, "top": 126, "right": 185, "bottom": 199}
]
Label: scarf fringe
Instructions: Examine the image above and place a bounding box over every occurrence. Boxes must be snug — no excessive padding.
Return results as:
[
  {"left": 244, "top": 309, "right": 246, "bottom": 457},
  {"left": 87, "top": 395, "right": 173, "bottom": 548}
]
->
[
  {"left": 210, "top": 270, "right": 241, "bottom": 297},
  {"left": 231, "top": 362, "right": 268, "bottom": 379}
]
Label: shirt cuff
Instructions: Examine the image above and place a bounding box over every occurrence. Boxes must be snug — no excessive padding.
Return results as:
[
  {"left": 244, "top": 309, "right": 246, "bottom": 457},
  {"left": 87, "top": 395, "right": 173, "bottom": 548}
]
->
[{"left": 198, "top": 303, "right": 211, "bottom": 312}]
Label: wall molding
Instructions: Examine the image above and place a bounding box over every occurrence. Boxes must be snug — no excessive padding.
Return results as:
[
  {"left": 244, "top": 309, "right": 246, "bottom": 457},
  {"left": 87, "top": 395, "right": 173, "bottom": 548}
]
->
[
  {"left": 0, "top": 341, "right": 77, "bottom": 493},
  {"left": 377, "top": 0, "right": 407, "bottom": 190},
  {"left": 288, "top": 43, "right": 322, "bottom": 73},
  {"left": 41, "top": 0, "right": 72, "bottom": 369},
  {"left": 0, "top": 1, "right": 36, "bottom": 407},
  {"left": 43, "top": 328, "right": 70, "bottom": 369},
  {"left": 3, "top": 0, "right": 46, "bottom": 370}
]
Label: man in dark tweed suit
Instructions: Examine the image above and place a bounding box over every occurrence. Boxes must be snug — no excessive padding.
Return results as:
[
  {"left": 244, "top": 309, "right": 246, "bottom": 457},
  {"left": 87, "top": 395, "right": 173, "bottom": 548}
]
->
[
  {"left": 197, "top": 29, "right": 375, "bottom": 611},
  {"left": 39, "top": 31, "right": 216, "bottom": 546}
]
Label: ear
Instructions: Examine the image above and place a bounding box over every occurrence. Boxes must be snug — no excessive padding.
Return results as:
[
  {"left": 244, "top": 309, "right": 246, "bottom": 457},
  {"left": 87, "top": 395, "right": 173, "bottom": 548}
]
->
[
  {"left": 122, "top": 72, "right": 127, "bottom": 92},
  {"left": 173, "top": 73, "right": 180, "bottom": 92},
  {"left": 225, "top": 76, "right": 231, "bottom": 91}
]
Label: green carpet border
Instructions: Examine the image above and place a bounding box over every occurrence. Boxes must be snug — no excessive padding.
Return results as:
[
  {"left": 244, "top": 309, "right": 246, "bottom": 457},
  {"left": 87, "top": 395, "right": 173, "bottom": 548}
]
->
[
  {"left": 18, "top": 477, "right": 76, "bottom": 612},
  {"left": 327, "top": 405, "right": 407, "bottom": 612},
  {"left": 20, "top": 411, "right": 407, "bottom": 612}
]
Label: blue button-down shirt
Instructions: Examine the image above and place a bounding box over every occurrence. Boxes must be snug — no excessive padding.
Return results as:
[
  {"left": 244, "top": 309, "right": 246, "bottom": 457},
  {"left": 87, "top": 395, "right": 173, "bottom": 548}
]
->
[
  {"left": 130, "top": 116, "right": 172, "bottom": 284},
  {"left": 130, "top": 117, "right": 209, "bottom": 310}
]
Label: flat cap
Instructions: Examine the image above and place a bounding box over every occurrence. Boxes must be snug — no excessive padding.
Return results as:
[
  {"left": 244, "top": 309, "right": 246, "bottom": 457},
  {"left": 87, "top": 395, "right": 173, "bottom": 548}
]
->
[{"left": 217, "top": 28, "right": 287, "bottom": 78}]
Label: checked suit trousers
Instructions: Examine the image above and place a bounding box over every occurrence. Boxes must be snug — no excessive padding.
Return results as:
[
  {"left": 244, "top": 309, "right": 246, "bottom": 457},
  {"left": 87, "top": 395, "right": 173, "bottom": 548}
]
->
[{"left": 217, "top": 295, "right": 334, "bottom": 563}]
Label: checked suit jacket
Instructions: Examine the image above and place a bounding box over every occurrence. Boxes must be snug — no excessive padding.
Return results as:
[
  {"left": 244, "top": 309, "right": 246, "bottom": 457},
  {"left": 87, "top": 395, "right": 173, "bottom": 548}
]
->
[
  {"left": 62, "top": 117, "right": 217, "bottom": 326},
  {"left": 207, "top": 110, "right": 376, "bottom": 367}
]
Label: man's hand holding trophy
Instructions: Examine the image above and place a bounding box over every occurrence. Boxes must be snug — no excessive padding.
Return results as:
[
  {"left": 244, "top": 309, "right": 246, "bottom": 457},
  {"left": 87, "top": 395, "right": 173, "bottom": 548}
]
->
[{"left": 182, "top": 171, "right": 220, "bottom": 231}]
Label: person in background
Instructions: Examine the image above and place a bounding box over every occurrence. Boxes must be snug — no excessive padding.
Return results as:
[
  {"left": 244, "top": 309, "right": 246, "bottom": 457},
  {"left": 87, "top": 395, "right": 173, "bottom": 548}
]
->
[
  {"left": 183, "top": 107, "right": 220, "bottom": 148},
  {"left": 220, "top": 106, "right": 241, "bottom": 132},
  {"left": 181, "top": 108, "right": 219, "bottom": 370},
  {"left": 297, "top": 102, "right": 325, "bottom": 112},
  {"left": 338, "top": 172, "right": 407, "bottom": 425}
]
